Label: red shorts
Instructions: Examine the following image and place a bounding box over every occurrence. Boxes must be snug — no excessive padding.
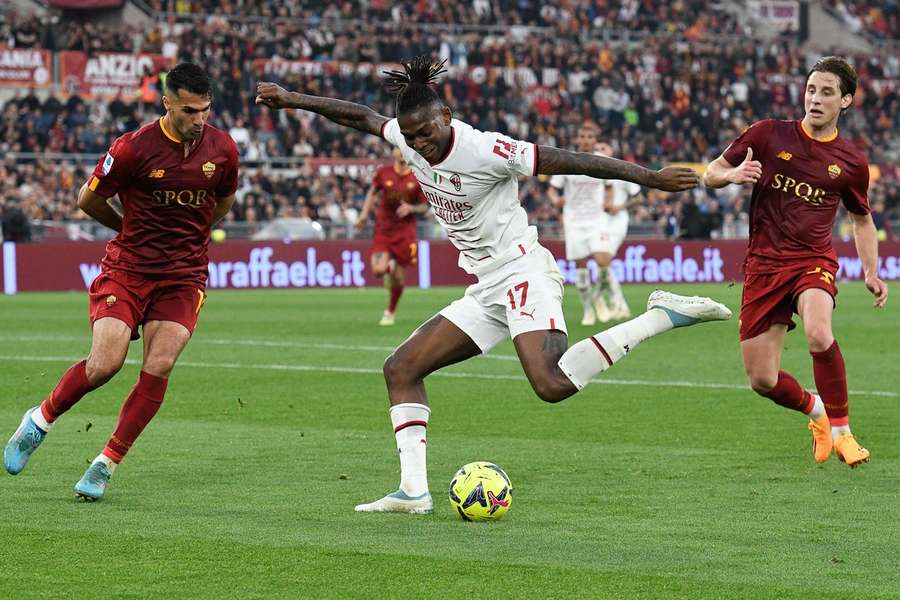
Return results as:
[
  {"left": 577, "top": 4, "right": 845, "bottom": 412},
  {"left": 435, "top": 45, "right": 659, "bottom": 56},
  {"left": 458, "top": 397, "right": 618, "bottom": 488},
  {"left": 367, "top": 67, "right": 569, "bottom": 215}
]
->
[
  {"left": 372, "top": 232, "right": 418, "bottom": 267},
  {"left": 739, "top": 263, "right": 838, "bottom": 341},
  {"left": 89, "top": 270, "right": 207, "bottom": 340}
]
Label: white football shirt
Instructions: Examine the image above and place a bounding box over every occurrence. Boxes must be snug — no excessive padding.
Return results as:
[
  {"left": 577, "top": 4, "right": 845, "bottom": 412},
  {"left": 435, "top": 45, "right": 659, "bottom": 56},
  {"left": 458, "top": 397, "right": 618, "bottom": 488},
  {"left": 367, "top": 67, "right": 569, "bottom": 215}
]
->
[
  {"left": 382, "top": 118, "right": 539, "bottom": 275},
  {"left": 548, "top": 172, "right": 607, "bottom": 224},
  {"left": 604, "top": 179, "right": 641, "bottom": 230}
]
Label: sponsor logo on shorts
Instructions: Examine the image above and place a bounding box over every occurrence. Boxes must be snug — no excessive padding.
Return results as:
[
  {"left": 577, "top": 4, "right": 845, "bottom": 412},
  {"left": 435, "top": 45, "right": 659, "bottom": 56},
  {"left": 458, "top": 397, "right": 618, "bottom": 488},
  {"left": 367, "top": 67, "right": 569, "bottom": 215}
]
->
[
  {"left": 106, "top": 294, "right": 117, "bottom": 306},
  {"left": 101, "top": 152, "right": 114, "bottom": 175},
  {"left": 519, "top": 309, "right": 535, "bottom": 320},
  {"left": 202, "top": 161, "right": 216, "bottom": 179},
  {"left": 827, "top": 163, "right": 841, "bottom": 179}
]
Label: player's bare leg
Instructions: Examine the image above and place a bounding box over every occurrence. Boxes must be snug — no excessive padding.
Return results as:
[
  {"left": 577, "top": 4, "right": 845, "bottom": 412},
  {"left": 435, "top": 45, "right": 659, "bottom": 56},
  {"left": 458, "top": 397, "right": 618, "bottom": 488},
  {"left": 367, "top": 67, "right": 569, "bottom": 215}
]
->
[
  {"left": 557, "top": 290, "right": 731, "bottom": 391},
  {"left": 371, "top": 251, "right": 396, "bottom": 325},
  {"left": 796, "top": 288, "right": 868, "bottom": 466},
  {"left": 574, "top": 257, "right": 596, "bottom": 326},
  {"left": 75, "top": 320, "right": 191, "bottom": 501},
  {"left": 4, "top": 317, "right": 130, "bottom": 475},
  {"left": 355, "top": 315, "right": 480, "bottom": 514},
  {"left": 741, "top": 324, "right": 830, "bottom": 462},
  {"left": 594, "top": 251, "right": 629, "bottom": 320}
]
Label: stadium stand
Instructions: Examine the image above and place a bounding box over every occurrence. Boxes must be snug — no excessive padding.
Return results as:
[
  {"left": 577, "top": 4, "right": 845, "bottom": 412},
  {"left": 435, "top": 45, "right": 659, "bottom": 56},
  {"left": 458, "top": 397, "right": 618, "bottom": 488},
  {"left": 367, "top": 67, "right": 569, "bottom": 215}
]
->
[{"left": 0, "top": 3, "right": 896, "bottom": 242}]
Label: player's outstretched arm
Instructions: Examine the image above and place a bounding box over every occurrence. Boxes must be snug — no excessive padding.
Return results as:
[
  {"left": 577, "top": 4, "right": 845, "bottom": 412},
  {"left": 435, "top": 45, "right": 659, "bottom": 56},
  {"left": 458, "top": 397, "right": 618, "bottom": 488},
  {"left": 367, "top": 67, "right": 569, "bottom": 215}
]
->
[
  {"left": 77, "top": 182, "right": 122, "bottom": 232},
  {"left": 703, "top": 148, "right": 762, "bottom": 188},
  {"left": 536, "top": 146, "right": 698, "bottom": 193},
  {"left": 256, "top": 82, "right": 388, "bottom": 137},
  {"left": 849, "top": 211, "right": 889, "bottom": 308}
]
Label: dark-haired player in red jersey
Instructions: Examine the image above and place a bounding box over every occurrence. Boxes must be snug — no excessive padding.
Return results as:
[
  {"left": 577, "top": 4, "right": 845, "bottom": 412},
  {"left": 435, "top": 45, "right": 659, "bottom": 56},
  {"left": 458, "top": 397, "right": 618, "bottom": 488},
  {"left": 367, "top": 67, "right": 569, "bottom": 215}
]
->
[
  {"left": 704, "top": 56, "right": 888, "bottom": 467},
  {"left": 4, "top": 63, "right": 239, "bottom": 499},
  {"left": 355, "top": 147, "right": 428, "bottom": 325}
]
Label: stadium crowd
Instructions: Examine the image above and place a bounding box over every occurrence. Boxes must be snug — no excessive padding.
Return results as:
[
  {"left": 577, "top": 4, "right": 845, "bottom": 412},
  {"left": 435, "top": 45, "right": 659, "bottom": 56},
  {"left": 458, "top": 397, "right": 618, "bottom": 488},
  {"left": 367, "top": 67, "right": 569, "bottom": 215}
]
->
[{"left": 0, "top": 3, "right": 897, "bottom": 241}]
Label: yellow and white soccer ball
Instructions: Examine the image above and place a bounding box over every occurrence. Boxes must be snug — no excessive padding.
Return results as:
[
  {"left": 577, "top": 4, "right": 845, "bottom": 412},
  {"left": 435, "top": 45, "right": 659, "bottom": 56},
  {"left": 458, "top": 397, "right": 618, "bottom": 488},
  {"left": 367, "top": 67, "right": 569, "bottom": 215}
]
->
[{"left": 448, "top": 461, "right": 512, "bottom": 521}]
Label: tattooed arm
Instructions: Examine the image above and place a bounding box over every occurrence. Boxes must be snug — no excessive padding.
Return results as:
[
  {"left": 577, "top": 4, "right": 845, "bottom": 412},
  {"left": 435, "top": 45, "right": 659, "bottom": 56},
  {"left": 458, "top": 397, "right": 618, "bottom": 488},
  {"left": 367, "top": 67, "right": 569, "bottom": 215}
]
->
[
  {"left": 536, "top": 146, "right": 699, "bottom": 192},
  {"left": 256, "top": 82, "right": 388, "bottom": 137}
]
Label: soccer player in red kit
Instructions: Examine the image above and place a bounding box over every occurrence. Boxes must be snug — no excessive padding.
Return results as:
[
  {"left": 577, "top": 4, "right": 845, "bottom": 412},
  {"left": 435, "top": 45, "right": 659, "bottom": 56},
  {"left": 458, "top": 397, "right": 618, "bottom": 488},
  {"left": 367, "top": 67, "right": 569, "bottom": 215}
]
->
[
  {"left": 704, "top": 57, "right": 888, "bottom": 467},
  {"left": 355, "top": 147, "right": 428, "bottom": 325},
  {"left": 4, "top": 63, "right": 239, "bottom": 499}
]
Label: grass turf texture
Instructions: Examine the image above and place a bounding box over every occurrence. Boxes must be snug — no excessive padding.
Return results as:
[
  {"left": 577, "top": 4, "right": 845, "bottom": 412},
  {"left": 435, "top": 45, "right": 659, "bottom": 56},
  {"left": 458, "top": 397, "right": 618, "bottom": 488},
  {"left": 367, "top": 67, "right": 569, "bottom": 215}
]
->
[{"left": 0, "top": 283, "right": 897, "bottom": 599}]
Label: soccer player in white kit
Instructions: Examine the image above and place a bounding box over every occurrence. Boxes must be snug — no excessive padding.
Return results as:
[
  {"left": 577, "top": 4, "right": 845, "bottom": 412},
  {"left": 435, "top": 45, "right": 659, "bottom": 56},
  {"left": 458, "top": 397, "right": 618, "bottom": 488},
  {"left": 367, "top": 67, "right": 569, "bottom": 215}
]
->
[
  {"left": 548, "top": 123, "right": 615, "bottom": 325},
  {"left": 594, "top": 140, "right": 642, "bottom": 320},
  {"left": 256, "top": 57, "right": 732, "bottom": 514}
]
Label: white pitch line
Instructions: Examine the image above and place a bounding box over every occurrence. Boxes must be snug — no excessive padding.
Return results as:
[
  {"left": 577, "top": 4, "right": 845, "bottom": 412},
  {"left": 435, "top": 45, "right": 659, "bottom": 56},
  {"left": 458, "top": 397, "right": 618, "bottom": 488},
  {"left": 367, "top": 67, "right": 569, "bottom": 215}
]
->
[{"left": 0, "top": 354, "right": 895, "bottom": 397}]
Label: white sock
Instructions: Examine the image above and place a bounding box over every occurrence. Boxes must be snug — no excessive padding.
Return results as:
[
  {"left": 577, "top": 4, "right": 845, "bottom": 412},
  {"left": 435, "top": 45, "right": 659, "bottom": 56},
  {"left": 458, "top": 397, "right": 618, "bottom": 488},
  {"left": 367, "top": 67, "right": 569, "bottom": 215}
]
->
[
  {"left": 389, "top": 403, "right": 430, "bottom": 497},
  {"left": 831, "top": 424, "right": 851, "bottom": 440},
  {"left": 558, "top": 308, "right": 673, "bottom": 389},
  {"left": 575, "top": 268, "right": 593, "bottom": 313},
  {"left": 593, "top": 268, "right": 608, "bottom": 305},
  {"left": 95, "top": 453, "right": 118, "bottom": 474},
  {"left": 806, "top": 394, "right": 826, "bottom": 420},
  {"left": 606, "top": 269, "right": 626, "bottom": 309},
  {"left": 30, "top": 407, "right": 53, "bottom": 432}
]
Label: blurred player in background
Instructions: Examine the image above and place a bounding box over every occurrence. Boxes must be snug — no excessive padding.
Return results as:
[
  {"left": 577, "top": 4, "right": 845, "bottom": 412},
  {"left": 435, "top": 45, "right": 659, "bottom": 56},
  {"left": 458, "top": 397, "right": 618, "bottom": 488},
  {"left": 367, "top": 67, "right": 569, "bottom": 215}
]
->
[
  {"left": 258, "top": 56, "right": 729, "bottom": 515},
  {"left": 356, "top": 147, "right": 428, "bottom": 325},
  {"left": 595, "top": 140, "right": 642, "bottom": 321},
  {"left": 704, "top": 56, "right": 888, "bottom": 467},
  {"left": 4, "top": 63, "right": 239, "bottom": 500},
  {"left": 548, "top": 122, "right": 610, "bottom": 326}
]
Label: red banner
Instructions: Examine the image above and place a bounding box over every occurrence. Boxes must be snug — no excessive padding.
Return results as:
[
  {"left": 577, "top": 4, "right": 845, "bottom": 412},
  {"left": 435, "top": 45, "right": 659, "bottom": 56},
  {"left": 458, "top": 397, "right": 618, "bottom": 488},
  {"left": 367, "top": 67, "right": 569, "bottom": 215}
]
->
[
  {"left": 0, "top": 46, "right": 52, "bottom": 88},
  {"left": 59, "top": 51, "right": 169, "bottom": 100},
  {"left": 8, "top": 239, "right": 900, "bottom": 293}
]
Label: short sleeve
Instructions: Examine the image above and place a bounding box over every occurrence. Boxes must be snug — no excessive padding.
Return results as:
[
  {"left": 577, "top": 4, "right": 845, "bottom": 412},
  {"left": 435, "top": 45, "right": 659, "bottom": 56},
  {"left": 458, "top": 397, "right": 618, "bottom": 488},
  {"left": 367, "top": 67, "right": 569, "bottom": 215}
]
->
[
  {"left": 722, "top": 119, "right": 774, "bottom": 168},
  {"left": 381, "top": 118, "right": 402, "bottom": 147},
  {"left": 88, "top": 135, "right": 137, "bottom": 198},
  {"left": 549, "top": 175, "right": 566, "bottom": 189},
  {"left": 841, "top": 161, "right": 870, "bottom": 215},
  {"left": 216, "top": 136, "right": 240, "bottom": 197},
  {"left": 483, "top": 131, "right": 538, "bottom": 178}
]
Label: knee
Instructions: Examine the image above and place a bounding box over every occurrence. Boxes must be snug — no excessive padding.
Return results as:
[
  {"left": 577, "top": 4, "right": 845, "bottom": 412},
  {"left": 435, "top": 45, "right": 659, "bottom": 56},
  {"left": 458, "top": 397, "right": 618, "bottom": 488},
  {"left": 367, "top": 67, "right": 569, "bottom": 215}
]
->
[
  {"left": 531, "top": 374, "right": 576, "bottom": 404},
  {"left": 746, "top": 370, "right": 777, "bottom": 395},
  {"left": 142, "top": 355, "right": 177, "bottom": 378},
  {"left": 383, "top": 352, "right": 417, "bottom": 388},
  {"left": 85, "top": 355, "right": 124, "bottom": 386},
  {"left": 804, "top": 327, "right": 833, "bottom": 353}
]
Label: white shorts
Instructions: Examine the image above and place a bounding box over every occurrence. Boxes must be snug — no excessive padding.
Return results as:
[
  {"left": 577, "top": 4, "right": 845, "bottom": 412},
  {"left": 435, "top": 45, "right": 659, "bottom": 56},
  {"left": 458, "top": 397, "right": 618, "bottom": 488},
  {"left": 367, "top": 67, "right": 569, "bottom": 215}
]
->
[
  {"left": 440, "top": 245, "right": 568, "bottom": 353},
  {"left": 564, "top": 221, "right": 626, "bottom": 260}
]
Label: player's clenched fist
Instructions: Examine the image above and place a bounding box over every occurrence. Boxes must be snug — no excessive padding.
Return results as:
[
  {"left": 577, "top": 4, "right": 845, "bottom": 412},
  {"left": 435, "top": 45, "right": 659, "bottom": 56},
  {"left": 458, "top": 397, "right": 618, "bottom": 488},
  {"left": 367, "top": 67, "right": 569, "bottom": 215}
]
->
[
  {"left": 255, "top": 82, "right": 293, "bottom": 109},
  {"left": 652, "top": 166, "right": 700, "bottom": 192},
  {"left": 729, "top": 147, "right": 763, "bottom": 185}
]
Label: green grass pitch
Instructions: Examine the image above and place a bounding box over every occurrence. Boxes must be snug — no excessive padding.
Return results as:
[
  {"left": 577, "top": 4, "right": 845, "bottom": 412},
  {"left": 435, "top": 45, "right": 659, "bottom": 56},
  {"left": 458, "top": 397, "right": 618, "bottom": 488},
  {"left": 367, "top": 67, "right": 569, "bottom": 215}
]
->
[{"left": 0, "top": 283, "right": 897, "bottom": 599}]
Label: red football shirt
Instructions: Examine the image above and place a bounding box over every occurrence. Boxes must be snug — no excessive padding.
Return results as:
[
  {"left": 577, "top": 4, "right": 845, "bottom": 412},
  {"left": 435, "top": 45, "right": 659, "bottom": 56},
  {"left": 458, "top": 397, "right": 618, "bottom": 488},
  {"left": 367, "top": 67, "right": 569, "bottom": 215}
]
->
[
  {"left": 372, "top": 164, "right": 427, "bottom": 237},
  {"left": 723, "top": 119, "right": 869, "bottom": 274},
  {"left": 89, "top": 118, "right": 239, "bottom": 284}
]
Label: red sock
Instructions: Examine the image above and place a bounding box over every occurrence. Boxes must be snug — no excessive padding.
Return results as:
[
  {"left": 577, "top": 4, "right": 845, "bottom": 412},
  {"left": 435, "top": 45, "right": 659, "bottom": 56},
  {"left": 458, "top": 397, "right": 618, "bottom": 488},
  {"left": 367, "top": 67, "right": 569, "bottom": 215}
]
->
[
  {"left": 388, "top": 283, "right": 404, "bottom": 313},
  {"left": 811, "top": 340, "right": 849, "bottom": 427},
  {"left": 39, "top": 361, "right": 99, "bottom": 423},
  {"left": 761, "top": 370, "right": 814, "bottom": 414},
  {"left": 102, "top": 371, "right": 168, "bottom": 463}
]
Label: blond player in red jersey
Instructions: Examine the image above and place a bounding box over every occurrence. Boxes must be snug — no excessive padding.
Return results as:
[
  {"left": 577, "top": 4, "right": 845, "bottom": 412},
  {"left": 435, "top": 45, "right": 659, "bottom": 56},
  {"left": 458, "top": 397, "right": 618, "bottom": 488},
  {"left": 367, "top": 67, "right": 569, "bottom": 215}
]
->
[
  {"left": 4, "top": 63, "right": 239, "bottom": 499},
  {"left": 356, "top": 147, "right": 428, "bottom": 325},
  {"left": 704, "top": 56, "right": 888, "bottom": 467}
]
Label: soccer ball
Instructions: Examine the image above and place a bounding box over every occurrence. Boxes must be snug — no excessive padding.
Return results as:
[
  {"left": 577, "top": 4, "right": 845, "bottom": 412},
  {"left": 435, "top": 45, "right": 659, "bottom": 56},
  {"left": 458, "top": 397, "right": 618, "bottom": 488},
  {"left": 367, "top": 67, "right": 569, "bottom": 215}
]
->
[{"left": 448, "top": 461, "right": 512, "bottom": 521}]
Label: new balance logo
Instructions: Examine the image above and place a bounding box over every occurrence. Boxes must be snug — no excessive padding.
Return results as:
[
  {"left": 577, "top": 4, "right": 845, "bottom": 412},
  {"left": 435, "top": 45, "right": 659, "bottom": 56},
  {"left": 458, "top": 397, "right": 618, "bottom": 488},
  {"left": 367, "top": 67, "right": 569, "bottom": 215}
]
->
[
  {"left": 519, "top": 309, "right": 535, "bottom": 320},
  {"left": 776, "top": 151, "right": 792, "bottom": 161}
]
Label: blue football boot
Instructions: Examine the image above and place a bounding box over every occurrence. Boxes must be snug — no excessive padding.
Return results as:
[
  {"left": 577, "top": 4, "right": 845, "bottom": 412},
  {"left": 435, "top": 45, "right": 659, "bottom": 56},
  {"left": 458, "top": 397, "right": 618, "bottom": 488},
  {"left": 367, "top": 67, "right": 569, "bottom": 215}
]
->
[
  {"left": 4, "top": 407, "right": 48, "bottom": 475},
  {"left": 74, "top": 461, "right": 112, "bottom": 502}
]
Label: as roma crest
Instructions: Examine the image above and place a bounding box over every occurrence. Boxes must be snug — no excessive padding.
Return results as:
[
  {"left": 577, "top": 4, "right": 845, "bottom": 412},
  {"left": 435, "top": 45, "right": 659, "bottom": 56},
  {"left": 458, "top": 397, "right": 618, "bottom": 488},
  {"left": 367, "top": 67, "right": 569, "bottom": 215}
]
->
[
  {"left": 202, "top": 161, "right": 216, "bottom": 179},
  {"left": 827, "top": 164, "right": 841, "bottom": 179}
]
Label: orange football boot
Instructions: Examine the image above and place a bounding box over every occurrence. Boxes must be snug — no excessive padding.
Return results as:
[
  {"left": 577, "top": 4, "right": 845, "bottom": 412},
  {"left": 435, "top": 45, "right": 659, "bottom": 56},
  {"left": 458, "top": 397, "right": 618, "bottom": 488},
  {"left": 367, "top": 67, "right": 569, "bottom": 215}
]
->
[
  {"left": 834, "top": 433, "right": 870, "bottom": 467},
  {"left": 807, "top": 414, "right": 833, "bottom": 463}
]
